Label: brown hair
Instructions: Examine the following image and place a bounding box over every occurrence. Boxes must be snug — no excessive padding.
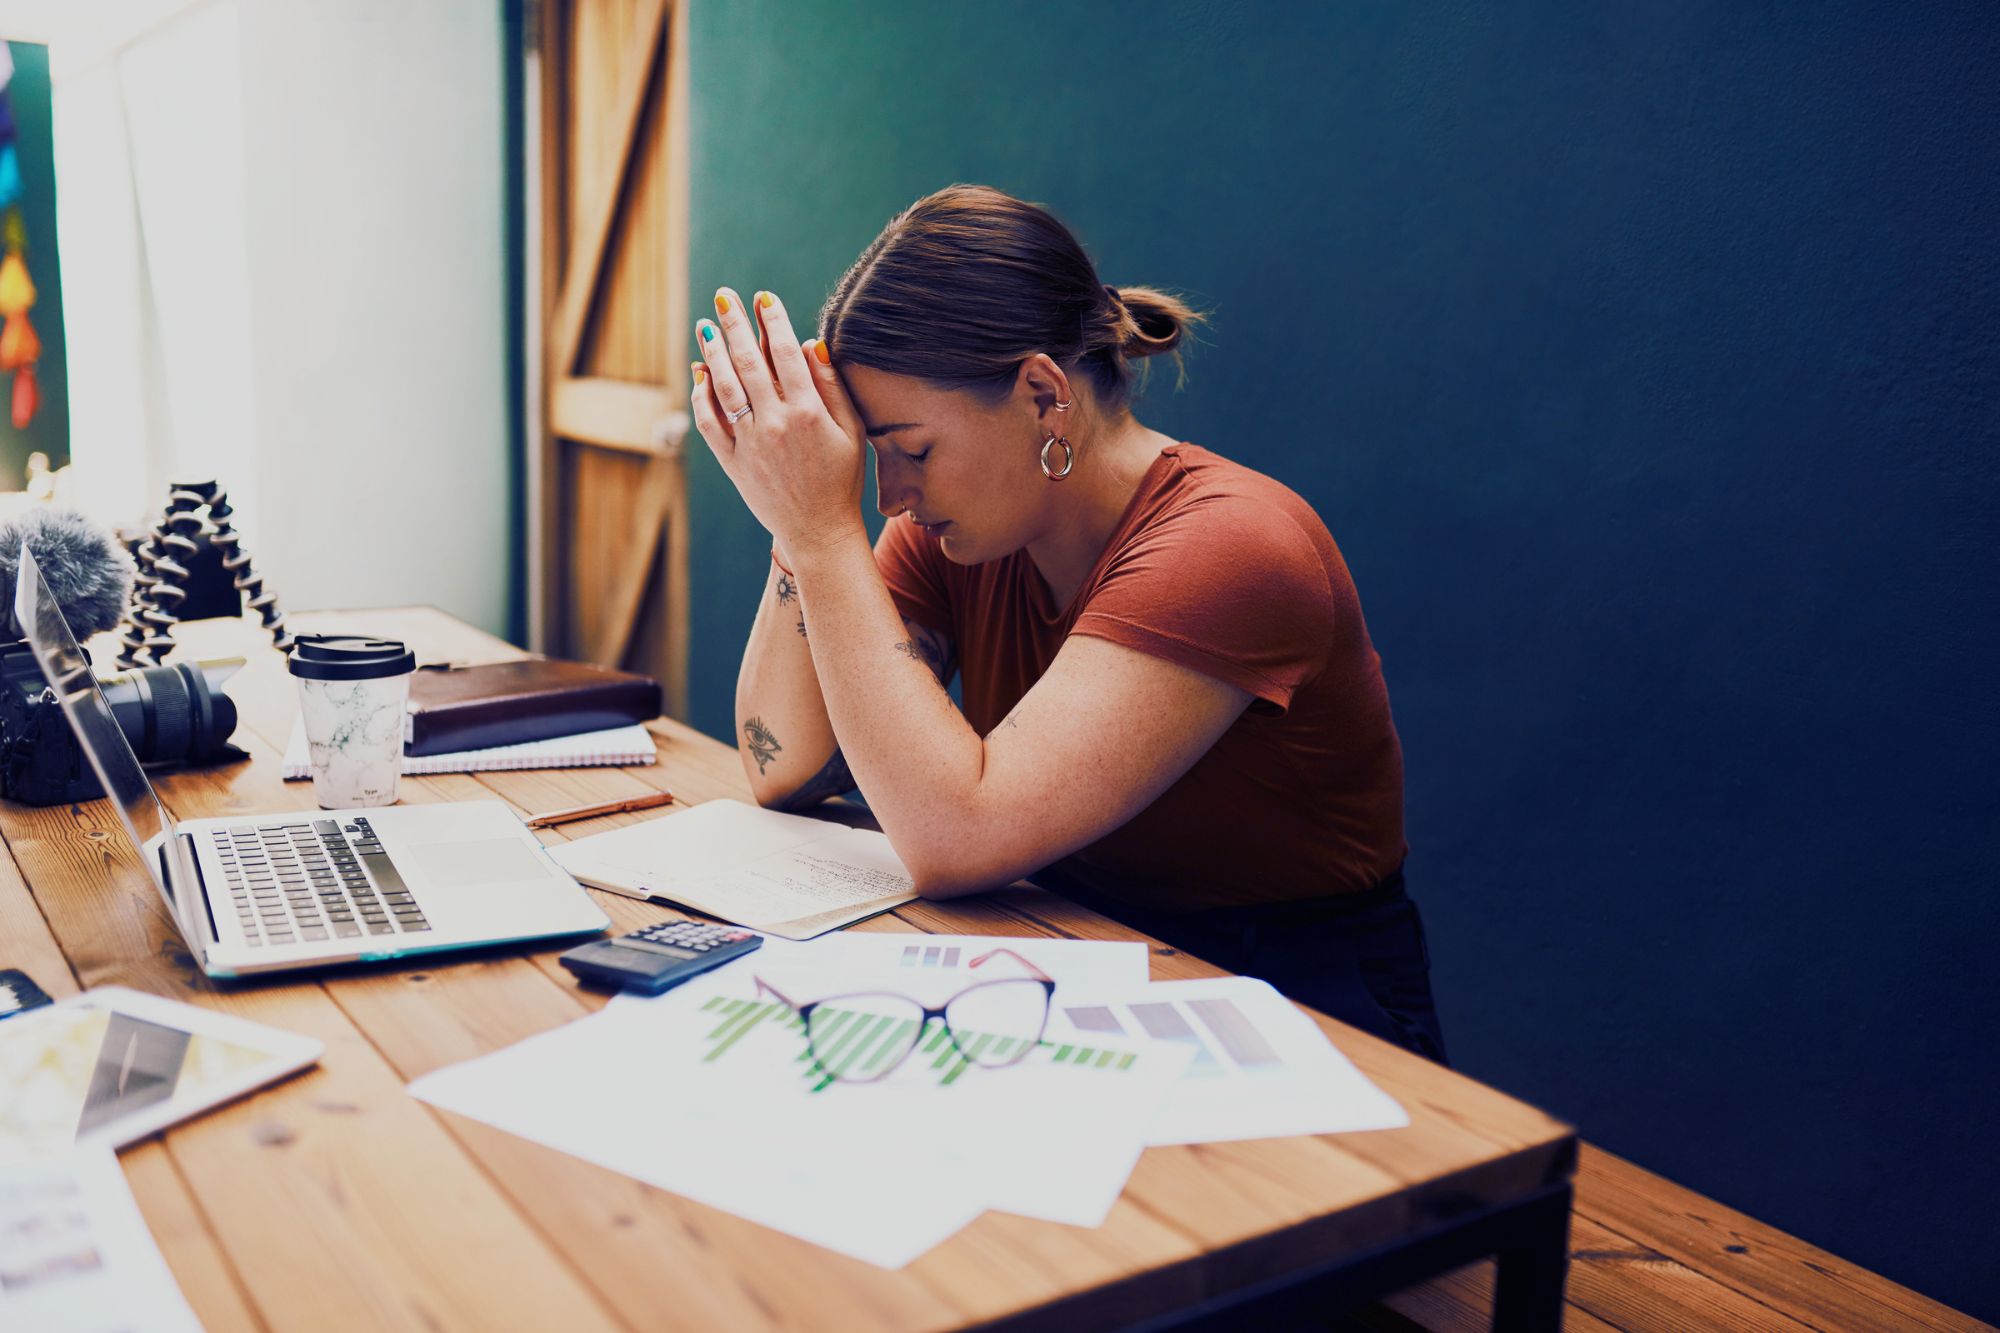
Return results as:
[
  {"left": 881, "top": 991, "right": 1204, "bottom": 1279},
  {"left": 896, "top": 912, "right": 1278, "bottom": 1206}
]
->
[{"left": 817, "top": 184, "right": 1208, "bottom": 416}]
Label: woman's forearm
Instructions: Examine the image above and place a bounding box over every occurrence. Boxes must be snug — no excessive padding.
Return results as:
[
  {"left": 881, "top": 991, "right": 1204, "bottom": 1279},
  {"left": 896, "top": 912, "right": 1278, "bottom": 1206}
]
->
[
  {"left": 733, "top": 558, "right": 843, "bottom": 806},
  {"left": 789, "top": 526, "right": 987, "bottom": 888}
]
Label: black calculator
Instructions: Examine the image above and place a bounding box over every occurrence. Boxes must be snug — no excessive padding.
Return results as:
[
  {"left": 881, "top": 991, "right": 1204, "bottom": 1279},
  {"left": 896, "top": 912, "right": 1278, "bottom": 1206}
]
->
[{"left": 559, "top": 921, "right": 763, "bottom": 995}]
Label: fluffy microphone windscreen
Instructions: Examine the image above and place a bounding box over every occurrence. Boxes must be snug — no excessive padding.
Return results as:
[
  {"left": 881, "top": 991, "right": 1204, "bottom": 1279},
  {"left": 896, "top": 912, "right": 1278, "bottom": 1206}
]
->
[{"left": 0, "top": 507, "right": 139, "bottom": 640}]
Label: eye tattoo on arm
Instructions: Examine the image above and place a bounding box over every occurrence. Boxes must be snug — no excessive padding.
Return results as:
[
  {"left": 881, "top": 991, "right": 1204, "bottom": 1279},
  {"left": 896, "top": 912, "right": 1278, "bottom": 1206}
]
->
[
  {"left": 742, "top": 716, "right": 782, "bottom": 775},
  {"left": 775, "top": 572, "right": 797, "bottom": 606}
]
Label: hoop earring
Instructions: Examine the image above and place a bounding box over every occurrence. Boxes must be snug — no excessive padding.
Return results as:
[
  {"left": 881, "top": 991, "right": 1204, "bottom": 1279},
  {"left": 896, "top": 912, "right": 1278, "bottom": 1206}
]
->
[
  {"left": 1040, "top": 434, "right": 1075, "bottom": 480},
  {"left": 1040, "top": 394, "right": 1075, "bottom": 480}
]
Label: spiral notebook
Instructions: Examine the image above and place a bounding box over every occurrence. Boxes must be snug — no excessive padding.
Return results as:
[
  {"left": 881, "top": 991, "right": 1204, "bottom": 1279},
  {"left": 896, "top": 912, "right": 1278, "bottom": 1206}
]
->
[{"left": 282, "top": 719, "right": 657, "bottom": 779}]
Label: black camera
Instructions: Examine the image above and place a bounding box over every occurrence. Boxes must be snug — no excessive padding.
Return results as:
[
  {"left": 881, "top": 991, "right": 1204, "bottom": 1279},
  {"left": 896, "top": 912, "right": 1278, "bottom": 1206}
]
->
[{"left": 0, "top": 640, "right": 245, "bottom": 806}]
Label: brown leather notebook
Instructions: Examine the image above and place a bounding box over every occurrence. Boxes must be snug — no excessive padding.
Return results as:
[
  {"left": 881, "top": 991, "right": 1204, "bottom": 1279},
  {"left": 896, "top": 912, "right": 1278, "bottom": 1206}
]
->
[{"left": 405, "top": 659, "right": 663, "bottom": 756}]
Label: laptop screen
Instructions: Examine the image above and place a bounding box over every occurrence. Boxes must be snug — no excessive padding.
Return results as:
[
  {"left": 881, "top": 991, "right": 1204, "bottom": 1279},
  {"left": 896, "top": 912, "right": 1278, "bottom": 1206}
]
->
[{"left": 12, "top": 544, "right": 181, "bottom": 920}]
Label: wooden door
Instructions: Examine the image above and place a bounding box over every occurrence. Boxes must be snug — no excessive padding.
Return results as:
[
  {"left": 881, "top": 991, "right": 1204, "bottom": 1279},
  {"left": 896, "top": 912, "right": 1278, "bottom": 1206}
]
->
[{"left": 532, "top": 0, "right": 690, "bottom": 717}]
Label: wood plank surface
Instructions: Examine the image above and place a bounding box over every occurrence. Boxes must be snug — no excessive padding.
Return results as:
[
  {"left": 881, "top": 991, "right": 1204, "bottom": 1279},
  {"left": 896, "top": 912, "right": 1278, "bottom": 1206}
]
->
[
  {"left": 6, "top": 606, "right": 1985, "bottom": 1330},
  {"left": 6, "top": 606, "right": 1566, "bottom": 1332},
  {"left": 0, "top": 839, "right": 265, "bottom": 1332}
]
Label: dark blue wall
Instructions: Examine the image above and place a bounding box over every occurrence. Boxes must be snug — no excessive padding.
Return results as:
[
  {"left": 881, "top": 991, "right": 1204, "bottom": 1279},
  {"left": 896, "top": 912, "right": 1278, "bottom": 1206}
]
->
[{"left": 686, "top": 4, "right": 1999, "bottom": 1315}]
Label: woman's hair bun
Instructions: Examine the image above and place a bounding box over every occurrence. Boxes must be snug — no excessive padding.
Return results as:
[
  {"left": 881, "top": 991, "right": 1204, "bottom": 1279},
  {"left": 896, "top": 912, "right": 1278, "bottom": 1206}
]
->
[{"left": 1105, "top": 284, "right": 1208, "bottom": 391}]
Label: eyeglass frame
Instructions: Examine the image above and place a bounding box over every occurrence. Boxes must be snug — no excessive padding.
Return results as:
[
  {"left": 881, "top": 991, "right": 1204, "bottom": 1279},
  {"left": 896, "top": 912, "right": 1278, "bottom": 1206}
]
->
[{"left": 754, "top": 946, "right": 1056, "bottom": 1084}]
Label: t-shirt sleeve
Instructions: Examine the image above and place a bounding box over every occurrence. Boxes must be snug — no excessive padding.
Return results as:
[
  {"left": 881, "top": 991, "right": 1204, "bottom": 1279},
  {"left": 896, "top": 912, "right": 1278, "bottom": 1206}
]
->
[
  {"left": 1070, "top": 497, "right": 1333, "bottom": 712},
  {"left": 874, "top": 515, "right": 955, "bottom": 638}
]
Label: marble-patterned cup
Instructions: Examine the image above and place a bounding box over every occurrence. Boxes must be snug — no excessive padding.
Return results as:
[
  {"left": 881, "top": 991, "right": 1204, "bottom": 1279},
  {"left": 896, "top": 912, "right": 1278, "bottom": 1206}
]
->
[{"left": 286, "top": 636, "right": 418, "bottom": 809}]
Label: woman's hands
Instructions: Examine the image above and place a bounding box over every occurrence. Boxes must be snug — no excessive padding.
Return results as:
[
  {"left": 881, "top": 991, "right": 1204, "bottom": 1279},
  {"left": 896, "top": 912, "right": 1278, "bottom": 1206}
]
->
[{"left": 690, "top": 287, "right": 870, "bottom": 560}]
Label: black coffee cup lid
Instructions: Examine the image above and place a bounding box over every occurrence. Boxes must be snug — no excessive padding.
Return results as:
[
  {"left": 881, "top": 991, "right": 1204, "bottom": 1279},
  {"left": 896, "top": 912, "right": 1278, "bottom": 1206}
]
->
[{"left": 287, "top": 635, "right": 417, "bottom": 682}]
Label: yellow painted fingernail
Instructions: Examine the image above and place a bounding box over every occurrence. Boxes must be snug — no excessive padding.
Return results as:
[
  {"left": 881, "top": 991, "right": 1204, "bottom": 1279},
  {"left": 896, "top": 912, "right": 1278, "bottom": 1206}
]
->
[
  {"left": 757, "top": 291, "right": 774, "bottom": 310},
  {"left": 692, "top": 363, "right": 706, "bottom": 383},
  {"left": 714, "top": 292, "right": 731, "bottom": 315},
  {"left": 813, "top": 340, "right": 831, "bottom": 365}
]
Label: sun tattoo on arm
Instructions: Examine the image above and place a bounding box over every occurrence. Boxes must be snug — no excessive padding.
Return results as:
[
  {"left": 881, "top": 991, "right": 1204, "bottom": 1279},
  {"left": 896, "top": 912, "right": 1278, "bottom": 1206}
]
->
[
  {"left": 775, "top": 573, "right": 797, "bottom": 606},
  {"left": 742, "top": 716, "right": 782, "bottom": 775}
]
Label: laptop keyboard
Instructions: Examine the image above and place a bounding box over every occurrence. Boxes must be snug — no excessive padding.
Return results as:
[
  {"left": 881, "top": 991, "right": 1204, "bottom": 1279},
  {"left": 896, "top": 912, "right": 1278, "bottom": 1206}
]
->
[{"left": 209, "top": 815, "right": 431, "bottom": 948}]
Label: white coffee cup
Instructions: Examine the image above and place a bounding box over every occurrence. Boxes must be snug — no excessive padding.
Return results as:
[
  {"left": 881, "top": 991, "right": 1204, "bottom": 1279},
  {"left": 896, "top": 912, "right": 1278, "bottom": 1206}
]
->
[{"left": 286, "top": 636, "right": 417, "bottom": 809}]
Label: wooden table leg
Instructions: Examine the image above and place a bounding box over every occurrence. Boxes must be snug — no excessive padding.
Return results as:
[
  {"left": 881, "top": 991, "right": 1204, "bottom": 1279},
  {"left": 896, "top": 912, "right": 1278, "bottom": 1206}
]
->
[{"left": 1491, "top": 1184, "right": 1573, "bottom": 1332}]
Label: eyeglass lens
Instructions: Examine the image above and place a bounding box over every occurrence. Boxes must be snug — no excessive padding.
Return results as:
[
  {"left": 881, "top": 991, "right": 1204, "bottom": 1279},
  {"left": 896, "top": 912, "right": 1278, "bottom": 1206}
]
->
[
  {"left": 943, "top": 979, "right": 1050, "bottom": 1067},
  {"left": 804, "top": 993, "right": 928, "bottom": 1083}
]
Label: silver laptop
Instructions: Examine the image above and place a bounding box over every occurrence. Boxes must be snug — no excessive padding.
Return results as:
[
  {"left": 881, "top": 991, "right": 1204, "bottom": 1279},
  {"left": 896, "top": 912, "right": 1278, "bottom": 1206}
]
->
[{"left": 14, "top": 545, "right": 609, "bottom": 977}]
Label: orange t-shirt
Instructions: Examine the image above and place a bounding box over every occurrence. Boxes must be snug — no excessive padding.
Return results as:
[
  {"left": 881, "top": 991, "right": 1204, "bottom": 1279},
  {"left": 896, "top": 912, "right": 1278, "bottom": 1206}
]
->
[{"left": 876, "top": 442, "right": 1406, "bottom": 912}]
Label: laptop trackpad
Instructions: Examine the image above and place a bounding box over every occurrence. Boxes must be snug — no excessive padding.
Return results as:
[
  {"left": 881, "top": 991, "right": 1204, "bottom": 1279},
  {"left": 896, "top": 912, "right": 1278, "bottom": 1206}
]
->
[{"left": 409, "top": 839, "right": 555, "bottom": 887}]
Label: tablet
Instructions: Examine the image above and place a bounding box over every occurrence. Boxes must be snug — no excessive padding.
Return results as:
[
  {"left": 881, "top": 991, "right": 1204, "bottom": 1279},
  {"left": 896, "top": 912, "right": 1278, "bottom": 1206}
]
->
[{"left": 0, "top": 986, "right": 323, "bottom": 1160}]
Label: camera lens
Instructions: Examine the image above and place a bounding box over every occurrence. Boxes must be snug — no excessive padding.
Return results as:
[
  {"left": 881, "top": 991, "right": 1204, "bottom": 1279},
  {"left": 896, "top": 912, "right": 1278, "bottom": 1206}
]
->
[{"left": 98, "top": 662, "right": 239, "bottom": 763}]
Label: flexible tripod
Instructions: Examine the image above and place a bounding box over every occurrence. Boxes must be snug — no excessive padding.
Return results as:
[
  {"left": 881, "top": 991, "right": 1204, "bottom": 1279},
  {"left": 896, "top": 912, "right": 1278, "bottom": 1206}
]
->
[{"left": 116, "top": 480, "right": 294, "bottom": 669}]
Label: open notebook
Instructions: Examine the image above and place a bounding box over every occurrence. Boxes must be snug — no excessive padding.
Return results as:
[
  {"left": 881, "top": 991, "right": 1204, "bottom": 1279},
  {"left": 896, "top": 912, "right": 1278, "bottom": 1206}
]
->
[
  {"left": 282, "top": 718, "right": 657, "bottom": 779},
  {"left": 548, "top": 799, "right": 917, "bottom": 940}
]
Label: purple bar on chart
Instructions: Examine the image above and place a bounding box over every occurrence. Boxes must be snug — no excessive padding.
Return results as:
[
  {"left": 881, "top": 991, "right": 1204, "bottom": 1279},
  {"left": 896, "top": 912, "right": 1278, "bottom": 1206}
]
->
[
  {"left": 923, "top": 946, "right": 941, "bottom": 967},
  {"left": 1063, "top": 1005, "right": 1125, "bottom": 1034},
  {"left": 942, "top": 947, "right": 960, "bottom": 967},
  {"left": 901, "top": 944, "right": 920, "bottom": 967},
  {"left": 1188, "top": 997, "right": 1283, "bottom": 1068},
  {"left": 1130, "top": 1002, "right": 1220, "bottom": 1071}
]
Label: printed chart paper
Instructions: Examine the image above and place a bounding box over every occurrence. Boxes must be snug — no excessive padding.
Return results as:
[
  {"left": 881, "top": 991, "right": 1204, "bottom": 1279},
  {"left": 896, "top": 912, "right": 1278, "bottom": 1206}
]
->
[
  {"left": 413, "top": 935, "right": 1188, "bottom": 1265},
  {"left": 739, "top": 930, "right": 1152, "bottom": 998},
  {"left": 1051, "top": 976, "right": 1409, "bottom": 1144},
  {"left": 0, "top": 1151, "right": 202, "bottom": 1333}
]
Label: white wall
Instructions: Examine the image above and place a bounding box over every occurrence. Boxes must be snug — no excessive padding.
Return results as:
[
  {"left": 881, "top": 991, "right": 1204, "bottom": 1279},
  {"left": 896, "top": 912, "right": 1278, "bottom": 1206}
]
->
[
  {"left": 38, "top": 0, "right": 510, "bottom": 634},
  {"left": 235, "top": 0, "right": 508, "bottom": 630}
]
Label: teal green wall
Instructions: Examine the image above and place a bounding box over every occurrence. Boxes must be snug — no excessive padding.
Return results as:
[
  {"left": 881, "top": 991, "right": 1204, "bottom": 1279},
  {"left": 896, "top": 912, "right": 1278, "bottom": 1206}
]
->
[
  {"left": 687, "top": 4, "right": 1999, "bottom": 1318},
  {"left": 0, "top": 41, "right": 69, "bottom": 482}
]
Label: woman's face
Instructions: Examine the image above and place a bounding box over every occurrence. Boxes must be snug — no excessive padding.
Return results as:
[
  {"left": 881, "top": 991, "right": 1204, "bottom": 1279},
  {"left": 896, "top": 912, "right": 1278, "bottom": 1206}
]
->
[{"left": 840, "top": 362, "right": 1056, "bottom": 565}]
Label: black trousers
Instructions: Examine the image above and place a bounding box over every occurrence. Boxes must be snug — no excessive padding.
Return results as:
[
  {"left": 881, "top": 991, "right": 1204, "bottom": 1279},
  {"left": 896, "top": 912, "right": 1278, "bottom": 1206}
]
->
[{"left": 1051, "top": 869, "right": 1450, "bottom": 1065}]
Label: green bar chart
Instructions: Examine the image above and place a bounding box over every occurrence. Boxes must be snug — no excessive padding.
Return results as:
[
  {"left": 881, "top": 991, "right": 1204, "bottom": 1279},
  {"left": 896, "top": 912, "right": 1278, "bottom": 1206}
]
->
[{"left": 698, "top": 995, "right": 1141, "bottom": 1093}]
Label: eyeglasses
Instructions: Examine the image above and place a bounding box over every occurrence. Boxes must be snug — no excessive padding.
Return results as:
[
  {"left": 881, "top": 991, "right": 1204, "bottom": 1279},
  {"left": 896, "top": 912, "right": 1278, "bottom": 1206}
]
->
[{"left": 754, "top": 946, "right": 1055, "bottom": 1084}]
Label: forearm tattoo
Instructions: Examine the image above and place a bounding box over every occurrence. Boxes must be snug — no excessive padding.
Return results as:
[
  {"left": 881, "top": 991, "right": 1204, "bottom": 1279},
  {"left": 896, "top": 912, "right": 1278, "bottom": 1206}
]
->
[
  {"left": 893, "top": 619, "right": 955, "bottom": 690},
  {"left": 796, "top": 617, "right": 807, "bottom": 638},
  {"left": 775, "top": 572, "right": 797, "bottom": 606},
  {"left": 777, "top": 746, "right": 855, "bottom": 811},
  {"left": 742, "top": 716, "right": 782, "bottom": 775}
]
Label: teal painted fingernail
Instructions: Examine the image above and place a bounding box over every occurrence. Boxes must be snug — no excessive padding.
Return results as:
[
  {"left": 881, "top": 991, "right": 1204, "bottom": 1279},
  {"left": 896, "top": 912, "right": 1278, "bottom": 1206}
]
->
[{"left": 699, "top": 321, "right": 716, "bottom": 343}]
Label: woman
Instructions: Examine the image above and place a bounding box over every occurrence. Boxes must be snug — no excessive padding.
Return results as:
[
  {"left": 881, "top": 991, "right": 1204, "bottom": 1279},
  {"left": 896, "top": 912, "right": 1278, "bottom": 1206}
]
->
[{"left": 689, "top": 184, "right": 1445, "bottom": 1062}]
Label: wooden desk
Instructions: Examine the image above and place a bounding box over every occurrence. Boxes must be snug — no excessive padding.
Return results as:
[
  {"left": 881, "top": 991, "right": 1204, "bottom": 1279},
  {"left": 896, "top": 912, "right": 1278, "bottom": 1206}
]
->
[{"left": 0, "top": 608, "right": 1575, "bottom": 1332}]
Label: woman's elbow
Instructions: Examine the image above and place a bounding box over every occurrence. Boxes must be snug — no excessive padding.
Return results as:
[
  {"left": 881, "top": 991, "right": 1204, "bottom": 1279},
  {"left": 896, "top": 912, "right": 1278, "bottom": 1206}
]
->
[
  {"left": 912, "top": 873, "right": 985, "bottom": 901},
  {"left": 905, "top": 849, "right": 1008, "bottom": 901}
]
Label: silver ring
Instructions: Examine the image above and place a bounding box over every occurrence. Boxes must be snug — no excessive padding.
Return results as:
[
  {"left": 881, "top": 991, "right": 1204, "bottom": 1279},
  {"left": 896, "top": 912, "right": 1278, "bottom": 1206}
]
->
[{"left": 725, "top": 403, "right": 754, "bottom": 424}]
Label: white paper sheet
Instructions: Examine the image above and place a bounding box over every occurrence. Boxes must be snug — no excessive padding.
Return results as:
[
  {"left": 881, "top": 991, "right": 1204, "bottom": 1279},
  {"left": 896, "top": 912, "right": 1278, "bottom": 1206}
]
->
[
  {"left": 412, "top": 935, "right": 1189, "bottom": 1262},
  {"left": 684, "top": 931, "right": 1149, "bottom": 1001},
  {"left": 0, "top": 1151, "right": 203, "bottom": 1333},
  {"left": 819, "top": 932, "right": 1152, "bottom": 996},
  {"left": 549, "top": 800, "right": 917, "bottom": 939},
  {"left": 1050, "top": 977, "right": 1409, "bottom": 1144},
  {"left": 610, "top": 955, "right": 1189, "bottom": 1230},
  {"left": 412, "top": 1003, "right": 984, "bottom": 1267}
]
